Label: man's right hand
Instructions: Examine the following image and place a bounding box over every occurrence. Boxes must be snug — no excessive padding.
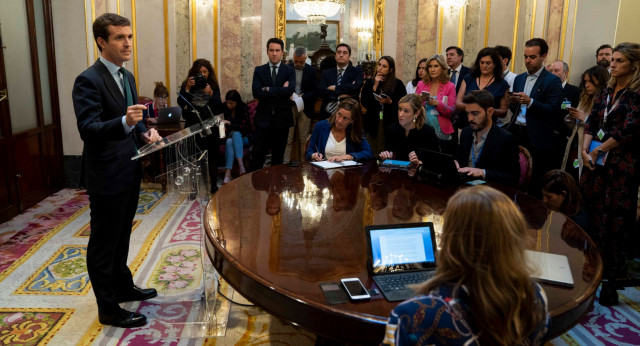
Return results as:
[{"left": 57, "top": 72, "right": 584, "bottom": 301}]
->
[{"left": 126, "top": 104, "right": 147, "bottom": 126}]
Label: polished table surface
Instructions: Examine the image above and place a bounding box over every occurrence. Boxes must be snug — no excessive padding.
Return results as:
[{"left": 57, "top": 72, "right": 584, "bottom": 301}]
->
[{"left": 204, "top": 163, "right": 602, "bottom": 345}]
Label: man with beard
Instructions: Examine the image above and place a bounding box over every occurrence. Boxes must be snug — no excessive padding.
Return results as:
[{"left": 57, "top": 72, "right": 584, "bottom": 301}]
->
[
  {"left": 595, "top": 44, "right": 613, "bottom": 73},
  {"left": 455, "top": 90, "right": 520, "bottom": 187}
]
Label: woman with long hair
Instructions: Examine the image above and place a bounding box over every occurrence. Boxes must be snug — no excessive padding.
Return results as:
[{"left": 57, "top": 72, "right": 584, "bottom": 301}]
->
[
  {"left": 581, "top": 42, "right": 640, "bottom": 306},
  {"left": 405, "top": 58, "right": 427, "bottom": 94},
  {"left": 562, "top": 66, "right": 609, "bottom": 177},
  {"left": 220, "top": 90, "right": 251, "bottom": 184},
  {"left": 455, "top": 47, "right": 510, "bottom": 120},
  {"left": 177, "top": 58, "right": 223, "bottom": 193},
  {"left": 383, "top": 186, "right": 549, "bottom": 345},
  {"left": 306, "top": 98, "right": 372, "bottom": 162},
  {"left": 361, "top": 56, "right": 407, "bottom": 154},
  {"left": 414, "top": 54, "right": 457, "bottom": 154},
  {"left": 379, "top": 94, "right": 439, "bottom": 164},
  {"left": 541, "top": 169, "right": 591, "bottom": 232}
]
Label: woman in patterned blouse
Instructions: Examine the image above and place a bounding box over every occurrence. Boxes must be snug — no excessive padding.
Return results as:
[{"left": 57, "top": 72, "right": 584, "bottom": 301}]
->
[{"left": 383, "top": 186, "right": 549, "bottom": 345}]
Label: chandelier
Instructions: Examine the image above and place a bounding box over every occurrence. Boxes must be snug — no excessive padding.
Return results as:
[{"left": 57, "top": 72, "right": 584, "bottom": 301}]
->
[{"left": 290, "top": 0, "right": 346, "bottom": 25}]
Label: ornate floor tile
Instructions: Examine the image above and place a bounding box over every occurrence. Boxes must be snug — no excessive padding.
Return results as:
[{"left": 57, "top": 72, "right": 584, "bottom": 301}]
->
[{"left": 15, "top": 246, "right": 90, "bottom": 296}]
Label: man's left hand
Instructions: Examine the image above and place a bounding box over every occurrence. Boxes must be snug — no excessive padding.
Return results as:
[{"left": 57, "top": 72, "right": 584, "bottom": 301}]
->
[
  {"left": 458, "top": 166, "right": 484, "bottom": 178},
  {"left": 141, "top": 128, "right": 162, "bottom": 144}
]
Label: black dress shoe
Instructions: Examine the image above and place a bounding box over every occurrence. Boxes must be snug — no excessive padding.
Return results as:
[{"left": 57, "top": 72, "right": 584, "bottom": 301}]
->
[
  {"left": 116, "top": 285, "right": 158, "bottom": 303},
  {"left": 99, "top": 308, "right": 147, "bottom": 328},
  {"left": 599, "top": 280, "right": 619, "bottom": 306}
]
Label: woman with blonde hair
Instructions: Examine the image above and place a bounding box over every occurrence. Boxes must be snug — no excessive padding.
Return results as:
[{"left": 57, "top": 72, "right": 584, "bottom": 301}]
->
[
  {"left": 414, "top": 54, "right": 457, "bottom": 154},
  {"left": 379, "top": 94, "right": 439, "bottom": 165},
  {"left": 581, "top": 42, "right": 640, "bottom": 306},
  {"left": 383, "top": 186, "right": 549, "bottom": 345},
  {"left": 562, "top": 65, "right": 609, "bottom": 177}
]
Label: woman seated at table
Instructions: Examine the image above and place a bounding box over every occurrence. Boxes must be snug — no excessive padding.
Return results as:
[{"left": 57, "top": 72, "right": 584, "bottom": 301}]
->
[
  {"left": 306, "top": 98, "right": 373, "bottom": 162},
  {"left": 455, "top": 47, "right": 510, "bottom": 120},
  {"left": 414, "top": 54, "right": 457, "bottom": 154},
  {"left": 221, "top": 89, "right": 251, "bottom": 184},
  {"left": 379, "top": 94, "right": 439, "bottom": 165},
  {"left": 541, "top": 169, "right": 591, "bottom": 233},
  {"left": 143, "top": 81, "right": 169, "bottom": 125},
  {"left": 383, "top": 186, "right": 549, "bottom": 345}
]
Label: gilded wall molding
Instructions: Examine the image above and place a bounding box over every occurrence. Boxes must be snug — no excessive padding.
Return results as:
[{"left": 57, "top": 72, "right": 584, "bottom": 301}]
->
[
  {"left": 373, "top": 0, "right": 384, "bottom": 57},
  {"left": 275, "top": 0, "right": 286, "bottom": 41}
]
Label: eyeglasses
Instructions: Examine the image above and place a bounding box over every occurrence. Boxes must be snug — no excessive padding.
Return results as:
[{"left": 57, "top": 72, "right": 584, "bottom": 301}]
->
[{"left": 158, "top": 96, "right": 168, "bottom": 100}]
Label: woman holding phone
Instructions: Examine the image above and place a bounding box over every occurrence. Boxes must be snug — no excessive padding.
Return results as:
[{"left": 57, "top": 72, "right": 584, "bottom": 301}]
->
[
  {"left": 383, "top": 186, "right": 549, "bottom": 345},
  {"left": 414, "top": 54, "right": 457, "bottom": 154},
  {"left": 580, "top": 42, "right": 640, "bottom": 306},
  {"left": 379, "top": 94, "right": 439, "bottom": 164},
  {"left": 561, "top": 66, "right": 609, "bottom": 178},
  {"left": 361, "top": 56, "right": 407, "bottom": 155}
]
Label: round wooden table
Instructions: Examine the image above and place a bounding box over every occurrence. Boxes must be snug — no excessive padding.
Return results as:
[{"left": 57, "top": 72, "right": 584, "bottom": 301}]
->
[{"left": 204, "top": 163, "right": 602, "bottom": 345}]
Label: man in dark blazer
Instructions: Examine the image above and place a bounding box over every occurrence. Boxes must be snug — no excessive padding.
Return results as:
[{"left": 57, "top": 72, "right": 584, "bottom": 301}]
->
[
  {"left": 284, "top": 47, "right": 317, "bottom": 163},
  {"left": 445, "top": 46, "right": 471, "bottom": 94},
  {"left": 508, "top": 38, "right": 563, "bottom": 196},
  {"left": 249, "top": 37, "right": 296, "bottom": 172},
  {"left": 456, "top": 90, "right": 520, "bottom": 187},
  {"left": 318, "top": 43, "right": 364, "bottom": 119},
  {"left": 73, "top": 13, "right": 160, "bottom": 328}
]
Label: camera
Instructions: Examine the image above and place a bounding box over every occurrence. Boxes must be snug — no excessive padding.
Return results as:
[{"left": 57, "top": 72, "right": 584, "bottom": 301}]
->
[{"left": 194, "top": 73, "right": 207, "bottom": 90}]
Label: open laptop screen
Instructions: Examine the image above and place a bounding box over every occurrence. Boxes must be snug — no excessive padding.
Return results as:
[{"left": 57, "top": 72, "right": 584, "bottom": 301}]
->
[{"left": 366, "top": 223, "right": 437, "bottom": 274}]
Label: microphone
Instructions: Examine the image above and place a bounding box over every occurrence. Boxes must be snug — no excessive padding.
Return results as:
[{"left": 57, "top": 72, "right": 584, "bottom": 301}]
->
[
  {"left": 184, "top": 90, "right": 226, "bottom": 138},
  {"left": 176, "top": 91, "right": 212, "bottom": 137}
]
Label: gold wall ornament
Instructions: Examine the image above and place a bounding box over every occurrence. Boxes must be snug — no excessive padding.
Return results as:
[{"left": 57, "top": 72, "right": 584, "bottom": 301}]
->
[
  {"left": 373, "top": 0, "right": 384, "bottom": 59},
  {"left": 276, "top": 0, "right": 286, "bottom": 41}
]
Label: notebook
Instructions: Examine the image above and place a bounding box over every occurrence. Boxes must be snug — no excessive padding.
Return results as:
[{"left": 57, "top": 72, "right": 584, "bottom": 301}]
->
[
  {"left": 156, "top": 106, "right": 183, "bottom": 124},
  {"left": 366, "top": 222, "right": 438, "bottom": 302},
  {"left": 310, "top": 160, "right": 361, "bottom": 169},
  {"left": 525, "top": 250, "right": 575, "bottom": 287},
  {"left": 416, "top": 149, "right": 474, "bottom": 184}
]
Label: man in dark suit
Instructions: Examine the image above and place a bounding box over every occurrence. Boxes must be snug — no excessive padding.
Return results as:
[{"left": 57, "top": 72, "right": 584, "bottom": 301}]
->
[
  {"left": 73, "top": 13, "right": 160, "bottom": 328},
  {"left": 508, "top": 38, "right": 563, "bottom": 196},
  {"left": 446, "top": 46, "right": 472, "bottom": 141},
  {"left": 549, "top": 60, "right": 581, "bottom": 145},
  {"left": 249, "top": 37, "right": 296, "bottom": 172},
  {"left": 318, "top": 43, "right": 364, "bottom": 119},
  {"left": 284, "top": 46, "right": 317, "bottom": 163},
  {"left": 456, "top": 90, "right": 520, "bottom": 187},
  {"left": 445, "top": 46, "right": 470, "bottom": 94}
]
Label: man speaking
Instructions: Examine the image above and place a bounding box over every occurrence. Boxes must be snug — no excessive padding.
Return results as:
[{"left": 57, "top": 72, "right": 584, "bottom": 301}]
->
[{"left": 73, "top": 13, "right": 161, "bottom": 328}]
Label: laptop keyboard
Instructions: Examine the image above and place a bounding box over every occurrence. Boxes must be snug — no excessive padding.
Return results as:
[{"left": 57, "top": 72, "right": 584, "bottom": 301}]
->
[{"left": 376, "top": 271, "right": 435, "bottom": 291}]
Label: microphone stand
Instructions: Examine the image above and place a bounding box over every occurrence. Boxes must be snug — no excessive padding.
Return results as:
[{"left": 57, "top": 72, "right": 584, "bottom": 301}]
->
[
  {"left": 185, "top": 90, "right": 225, "bottom": 139},
  {"left": 176, "top": 91, "right": 212, "bottom": 137}
]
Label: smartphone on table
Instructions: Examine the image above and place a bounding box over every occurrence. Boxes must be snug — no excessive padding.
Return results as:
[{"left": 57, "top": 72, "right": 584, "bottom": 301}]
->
[{"left": 341, "top": 278, "right": 371, "bottom": 300}]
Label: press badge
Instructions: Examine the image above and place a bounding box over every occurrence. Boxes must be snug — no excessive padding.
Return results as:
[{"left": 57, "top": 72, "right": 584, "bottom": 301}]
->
[
  {"left": 573, "top": 159, "right": 579, "bottom": 168},
  {"left": 520, "top": 104, "right": 527, "bottom": 117},
  {"left": 597, "top": 129, "right": 605, "bottom": 140}
]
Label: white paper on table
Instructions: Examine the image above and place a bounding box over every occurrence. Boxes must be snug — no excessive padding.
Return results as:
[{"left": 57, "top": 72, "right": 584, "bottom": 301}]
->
[{"left": 292, "top": 93, "right": 304, "bottom": 112}]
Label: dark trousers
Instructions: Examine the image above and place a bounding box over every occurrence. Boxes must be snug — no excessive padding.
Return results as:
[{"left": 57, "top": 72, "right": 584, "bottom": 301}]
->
[
  {"left": 87, "top": 177, "right": 140, "bottom": 312},
  {"left": 249, "top": 126, "right": 290, "bottom": 172}
]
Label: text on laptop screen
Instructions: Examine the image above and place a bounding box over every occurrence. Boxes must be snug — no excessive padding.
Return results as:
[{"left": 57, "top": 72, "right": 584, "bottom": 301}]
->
[{"left": 369, "top": 226, "right": 435, "bottom": 272}]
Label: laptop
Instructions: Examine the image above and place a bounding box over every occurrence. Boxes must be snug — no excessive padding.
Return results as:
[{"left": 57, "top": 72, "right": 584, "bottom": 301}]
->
[
  {"left": 416, "top": 149, "right": 474, "bottom": 184},
  {"left": 366, "top": 222, "right": 438, "bottom": 302},
  {"left": 155, "top": 106, "right": 182, "bottom": 124},
  {"left": 525, "top": 250, "right": 575, "bottom": 287}
]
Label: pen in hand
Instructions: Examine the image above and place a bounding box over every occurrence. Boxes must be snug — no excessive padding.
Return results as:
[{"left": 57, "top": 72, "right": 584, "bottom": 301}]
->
[{"left": 314, "top": 145, "right": 323, "bottom": 161}]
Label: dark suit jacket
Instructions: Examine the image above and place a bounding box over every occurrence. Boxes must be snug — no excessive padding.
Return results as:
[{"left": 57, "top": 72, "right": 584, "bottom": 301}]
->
[
  {"left": 252, "top": 63, "right": 296, "bottom": 129},
  {"left": 557, "top": 82, "right": 581, "bottom": 137},
  {"left": 456, "top": 124, "right": 521, "bottom": 187},
  {"left": 453, "top": 65, "right": 471, "bottom": 94},
  {"left": 289, "top": 62, "right": 318, "bottom": 118},
  {"left": 73, "top": 59, "right": 146, "bottom": 196},
  {"left": 510, "top": 68, "right": 563, "bottom": 150},
  {"left": 318, "top": 64, "right": 364, "bottom": 118}
]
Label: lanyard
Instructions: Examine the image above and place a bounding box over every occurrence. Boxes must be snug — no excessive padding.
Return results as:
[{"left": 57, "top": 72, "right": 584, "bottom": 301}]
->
[
  {"left": 603, "top": 90, "right": 625, "bottom": 125},
  {"left": 471, "top": 140, "right": 486, "bottom": 167}
]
